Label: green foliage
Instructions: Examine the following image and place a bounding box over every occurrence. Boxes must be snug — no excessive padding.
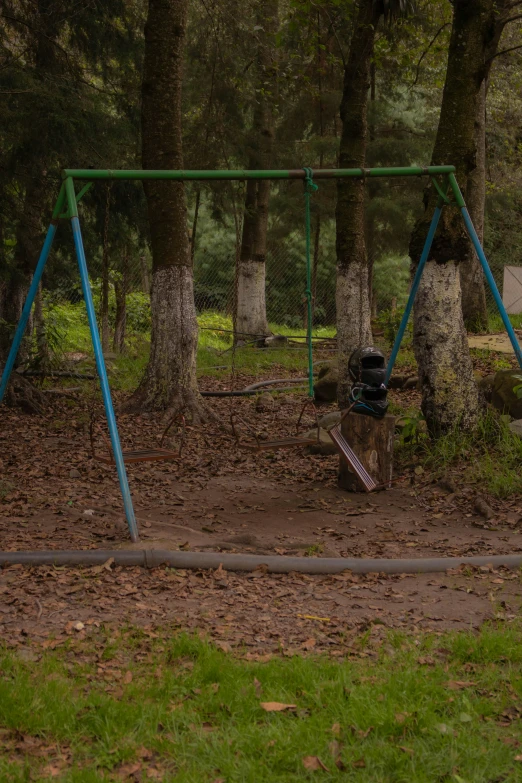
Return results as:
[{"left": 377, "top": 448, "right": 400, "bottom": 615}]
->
[
  {"left": 400, "top": 408, "right": 522, "bottom": 498},
  {"left": 398, "top": 411, "right": 427, "bottom": 445},
  {"left": 373, "top": 254, "right": 410, "bottom": 312}
]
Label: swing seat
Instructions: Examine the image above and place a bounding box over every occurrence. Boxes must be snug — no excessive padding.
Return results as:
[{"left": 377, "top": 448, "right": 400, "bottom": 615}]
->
[
  {"left": 90, "top": 415, "right": 186, "bottom": 465},
  {"left": 236, "top": 435, "right": 319, "bottom": 451},
  {"left": 230, "top": 399, "right": 320, "bottom": 452}
]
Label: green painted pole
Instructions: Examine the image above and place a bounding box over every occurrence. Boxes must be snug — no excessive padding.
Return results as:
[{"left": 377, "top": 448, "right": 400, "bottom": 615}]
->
[{"left": 62, "top": 165, "right": 456, "bottom": 182}]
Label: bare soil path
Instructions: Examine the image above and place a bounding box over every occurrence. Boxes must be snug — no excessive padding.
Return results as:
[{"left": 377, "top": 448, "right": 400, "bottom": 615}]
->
[{"left": 1, "top": 390, "right": 522, "bottom": 649}]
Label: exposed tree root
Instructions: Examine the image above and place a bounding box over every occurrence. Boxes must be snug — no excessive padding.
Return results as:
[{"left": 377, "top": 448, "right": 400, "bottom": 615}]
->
[
  {"left": 4, "top": 372, "right": 46, "bottom": 415},
  {"left": 122, "top": 385, "right": 219, "bottom": 427}
]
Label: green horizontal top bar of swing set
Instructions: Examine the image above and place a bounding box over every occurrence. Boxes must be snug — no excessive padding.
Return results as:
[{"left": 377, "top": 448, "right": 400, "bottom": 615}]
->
[{"left": 62, "top": 165, "right": 456, "bottom": 182}]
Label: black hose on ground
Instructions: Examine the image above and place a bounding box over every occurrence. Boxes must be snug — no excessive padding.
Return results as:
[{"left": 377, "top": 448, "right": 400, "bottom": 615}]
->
[{"left": 1, "top": 550, "right": 521, "bottom": 574}]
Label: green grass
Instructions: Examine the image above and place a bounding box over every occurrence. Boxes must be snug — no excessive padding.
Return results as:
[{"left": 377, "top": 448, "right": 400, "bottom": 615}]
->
[
  {"left": 1, "top": 624, "right": 522, "bottom": 781},
  {"left": 48, "top": 308, "right": 333, "bottom": 391},
  {"left": 488, "top": 311, "right": 522, "bottom": 333},
  {"left": 398, "top": 408, "right": 522, "bottom": 498}
]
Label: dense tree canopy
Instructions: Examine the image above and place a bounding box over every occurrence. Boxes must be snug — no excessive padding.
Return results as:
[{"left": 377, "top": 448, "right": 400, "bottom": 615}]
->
[{"left": 1, "top": 0, "right": 522, "bottom": 426}]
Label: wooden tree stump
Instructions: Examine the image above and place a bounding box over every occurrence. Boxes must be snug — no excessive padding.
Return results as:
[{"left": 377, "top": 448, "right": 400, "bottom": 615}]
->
[{"left": 338, "top": 412, "right": 395, "bottom": 492}]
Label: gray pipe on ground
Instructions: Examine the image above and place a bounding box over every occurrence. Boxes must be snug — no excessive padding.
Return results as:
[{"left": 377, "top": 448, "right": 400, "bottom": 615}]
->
[{"left": 1, "top": 550, "right": 521, "bottom": 574}]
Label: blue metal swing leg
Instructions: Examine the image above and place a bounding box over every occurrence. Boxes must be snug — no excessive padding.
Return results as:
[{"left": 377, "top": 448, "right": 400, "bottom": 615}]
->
[
  {"left": 65, "top": 178, "right": 140, "bottom": 543},
  {"left": 385, "top": 203, "right": 444, "bottom": 384},
  {"left": 448, "top": 173, "right": 522, "bottom": 371},
  {"left": 0, "top": 185, "right": 66, "bottom": 403}
]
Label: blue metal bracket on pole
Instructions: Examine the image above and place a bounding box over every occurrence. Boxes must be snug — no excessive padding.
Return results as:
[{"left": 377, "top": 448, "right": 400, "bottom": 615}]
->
[
  {"left": 0, "top": 184, "right": 66, "bottom": 403},
  {"left": 64, "top": 177, "right": 140, "bottom": 542}
]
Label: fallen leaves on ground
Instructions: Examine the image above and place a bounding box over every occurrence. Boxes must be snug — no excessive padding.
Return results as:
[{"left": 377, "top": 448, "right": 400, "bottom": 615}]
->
[
  {"left": 302, "top": 755, "right": 330, "bottom": 772},
  {"left": 260, "top": 701, "right": 296, "bottom": 712}
]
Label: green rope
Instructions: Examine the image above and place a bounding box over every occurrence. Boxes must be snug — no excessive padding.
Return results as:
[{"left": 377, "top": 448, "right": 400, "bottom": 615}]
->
[{"left": 303, "top": 167, "right": 318, "bottom": 398}]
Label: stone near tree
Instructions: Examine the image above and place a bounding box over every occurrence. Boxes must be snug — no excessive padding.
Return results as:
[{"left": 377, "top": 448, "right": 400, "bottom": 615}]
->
[
  {"left": 255, "top": 392, "right": 275, "bottom": 412},
  {"left": 314, "top": 361, "right": 338, "bottom": 403},
  {"left": 508, "top": 419, "right": 522, "bottom": 437},
  {"left": 490, "top": 369, "right": 522, "bottom": 419},
  {"left": 338, "top": 412, "right": 395, "bottom": 492},
  {"left": 317, "top": 410, "right": 342, "bottom": 429},
  {"left": 301, "top": 428, "right": 337, "bottom": 456}
]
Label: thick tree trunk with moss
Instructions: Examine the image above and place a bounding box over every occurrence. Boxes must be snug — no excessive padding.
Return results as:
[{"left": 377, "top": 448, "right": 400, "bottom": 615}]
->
[
  {"left": 459, "top": 80, "right": 488, "bottom": 331},
  {"left": 410, "top": 0, "right": 500, "bottom": 434},
  {"left": 126, "top": 0, "right": 205, "bottom": 420},
  {"left": 236, "top": 0, "right": 277, "bottom": 343},
  {"left": 459, "top": 3, "right": 507, "bottom": 331},
  {"left": 335, "top": 0, "right": 379, "bottom": 408}
]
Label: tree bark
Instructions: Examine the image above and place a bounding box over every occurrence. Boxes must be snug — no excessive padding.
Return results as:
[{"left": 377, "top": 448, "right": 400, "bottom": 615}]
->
[
  {"left": 113, "top": 251, "right": 128, "bottom": 354},
  {"left": 410, "top": 0, "right": 499, "bottom": 434},
  {"left": 235, "top": 0, "right": 277, "bottom": 343},
  {"left": 459, "top": 1, "right": 509, "bottom": 331},
  {"left": 459, "top": 79, "right": 488, "bottom": 331},
  {"left": 338, "top": 412, "right": 394, "bottom": 492},
  {"left": 335, "top": 0, "right": 379, "bottom": 408},
  {"left": 125, "top": 0, "right": 205, "bottom": 419}
]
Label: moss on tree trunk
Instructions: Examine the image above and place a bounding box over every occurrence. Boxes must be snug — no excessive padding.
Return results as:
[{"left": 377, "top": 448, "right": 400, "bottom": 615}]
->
[{"left": 410, "top": 0, "right": 501, "bottom": 435}]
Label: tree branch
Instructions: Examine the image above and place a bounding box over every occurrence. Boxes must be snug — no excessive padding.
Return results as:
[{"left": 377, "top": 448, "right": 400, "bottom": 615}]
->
[
  {"left": 411, "top": 22, "right": 450, "bottom": 88},
  {"left": 486, "top": 42, "right": 522, "bottom": 62},
  {"left": 503, "top": 13, "right": 522, "bottom": 24},
  {"left": 309, "top": 1, "right": 347, "bottom": 68}
]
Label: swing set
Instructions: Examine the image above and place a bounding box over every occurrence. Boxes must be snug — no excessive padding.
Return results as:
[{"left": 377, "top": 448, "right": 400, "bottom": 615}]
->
[{"left": 1, "top": 165, "right": 521, "bottom": 543}]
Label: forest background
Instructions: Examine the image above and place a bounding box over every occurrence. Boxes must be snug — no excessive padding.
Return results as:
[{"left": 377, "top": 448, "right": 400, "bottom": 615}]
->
[{"left": 1, "top": 0, "right": 522, "bottom": 432}]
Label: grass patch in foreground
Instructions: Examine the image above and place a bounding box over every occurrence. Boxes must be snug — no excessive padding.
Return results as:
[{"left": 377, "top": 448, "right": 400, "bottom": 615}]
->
[{"left": 1, "top": 624, "right": 522, "bottom": 781}]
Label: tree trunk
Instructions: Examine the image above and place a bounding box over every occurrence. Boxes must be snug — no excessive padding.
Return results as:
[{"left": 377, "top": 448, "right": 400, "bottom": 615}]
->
[
  {"left": 139, "top": 255, "right": 151, "bottom": 294},
  {"left": 125, "top": 0, "right": 205, "bottom": 419},
  {"left": 101, "top": 238, "right": 110, "bottom": 353},
  {"left": 113, "top": 251, "right": 128, "bottom": 354},
  {"left": 235, "top": 0, "right": 277, "bottom": 343},
  {"left": 459, "top": 79, "right": 488, "bottom": 331},
  {"left": 410, "top": 0, "right": 499, "bottom": 434},
  {"left": 34, "top": 283, "right": 49, "bottom": 367},
  {"left": 335, "top": 0, "right": 379, "bottom": 408},
  {"left": 338, "top": 412, "right": 394, "bottom": 492}
]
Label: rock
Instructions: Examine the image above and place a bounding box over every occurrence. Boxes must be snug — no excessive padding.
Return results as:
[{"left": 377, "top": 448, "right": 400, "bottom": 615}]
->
[
  {"left": 317, "top": 411, "right": 342, "bottom": 430},
  {"left": 438, "top": 477, "right": 457, "bottom": 494},
  {"left": 491, "top": 369, "right": 522, "bottom": 418},
  {"left": 387, "top": 373, "right": 408, "bottom": 389},
  {"left": 477, "top": 373, "right": 495, "bottom": 403},
  {"left": 474, "top": 494, "right": 495, "bottom": 520},
  {"left": 314, "top": 361, "right": 338, "bottom": 403},
  {"left": 301, "top": 428, "right": 337, "bottom": 456},
  {"left": 261, "top": 334, "right": 288, "bottom": 348},
  {"left": 402, "top": 376, "right": 419, "bottom": 390},
  {"left": 69, "top": 468, "right": 81, "bottom": 479},
  {"left": 255, "top": 392, "right": 275, "bottom": 412},
  {"left": 509, "top": 419, "right": 522, "bottom": 437}
]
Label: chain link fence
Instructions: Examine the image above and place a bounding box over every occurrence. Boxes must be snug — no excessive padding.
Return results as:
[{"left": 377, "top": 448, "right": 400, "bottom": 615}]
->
[{"left": 16, "top": 208, "right": 521, "bottom": 390}]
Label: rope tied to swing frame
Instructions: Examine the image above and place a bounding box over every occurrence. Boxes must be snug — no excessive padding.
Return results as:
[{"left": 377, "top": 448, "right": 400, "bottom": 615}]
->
[{"left": 302, "top": 167, "right": 318, "bottom": 398}]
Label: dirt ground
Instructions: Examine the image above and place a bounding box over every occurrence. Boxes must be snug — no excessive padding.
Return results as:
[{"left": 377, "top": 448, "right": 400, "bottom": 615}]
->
[{"left": 1, "top": 383, "right": 522, "bottom": 651}]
